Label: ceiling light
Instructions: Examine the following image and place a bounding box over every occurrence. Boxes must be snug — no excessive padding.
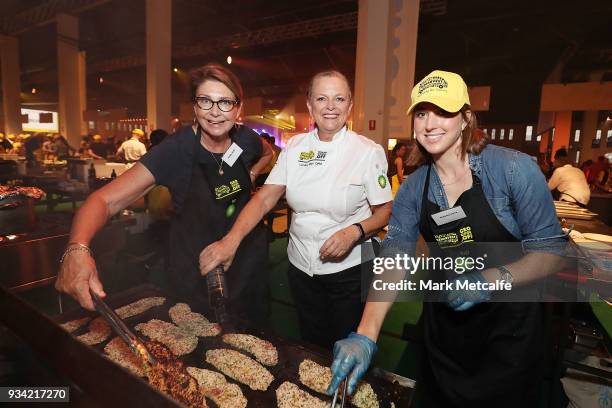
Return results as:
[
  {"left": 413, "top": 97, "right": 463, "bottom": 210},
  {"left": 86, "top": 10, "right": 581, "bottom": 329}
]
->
[
  {"left": 173, "top": 67, "right": 178, "bottom": 72},
  {"left": 99, "top": 77, "right": 104, "bottom": 83},
  {"left": 226, "top": 56, "right": 232, "bottom": 64},
  {"left": 31, "top": 88, "right": 36, "bottom": 94}
]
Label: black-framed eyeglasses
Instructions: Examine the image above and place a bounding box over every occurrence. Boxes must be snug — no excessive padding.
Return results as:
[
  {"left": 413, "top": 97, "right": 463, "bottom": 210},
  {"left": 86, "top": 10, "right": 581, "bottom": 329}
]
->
[{"left": 194, "top": 97, "right": 239, "bottom": 112}]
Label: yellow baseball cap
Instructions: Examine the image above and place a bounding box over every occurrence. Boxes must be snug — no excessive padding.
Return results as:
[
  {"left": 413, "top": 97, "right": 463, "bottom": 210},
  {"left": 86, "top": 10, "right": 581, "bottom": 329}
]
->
[
  {"left": 406, "top": 70, "right": 470, "bottom": 115},
  {"left": 132, "top": 128, "right": 145, "bottom": 136}
]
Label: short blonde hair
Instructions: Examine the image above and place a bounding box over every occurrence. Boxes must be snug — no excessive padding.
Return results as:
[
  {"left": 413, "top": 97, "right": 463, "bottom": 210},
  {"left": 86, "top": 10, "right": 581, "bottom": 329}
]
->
[{"left": 307, "top": 70, "right": 352, "bottom": 100}]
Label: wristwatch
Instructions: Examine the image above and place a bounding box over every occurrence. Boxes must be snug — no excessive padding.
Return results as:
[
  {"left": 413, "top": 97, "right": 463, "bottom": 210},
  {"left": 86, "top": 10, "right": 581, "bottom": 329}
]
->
[{"left": 497, "top": 265, "right": 513, "bottom": 284}]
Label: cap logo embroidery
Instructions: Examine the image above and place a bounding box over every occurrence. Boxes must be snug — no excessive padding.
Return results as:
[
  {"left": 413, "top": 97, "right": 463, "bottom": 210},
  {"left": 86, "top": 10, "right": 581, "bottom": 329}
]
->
[{"left": 418, "top": 76, "right": 448, "bottom": 95}]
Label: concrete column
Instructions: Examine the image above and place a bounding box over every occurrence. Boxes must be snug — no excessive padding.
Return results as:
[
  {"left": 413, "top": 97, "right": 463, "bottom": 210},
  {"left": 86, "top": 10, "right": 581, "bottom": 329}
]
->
[
  {"left": 353, "top": 0, "right": 419, "bottom": 146},
  {"left": 1, "top": 35, "right": 22, "bottom": 135},
  {"left": 78, "top": 51, "right": 87, "bottom": 134},
  {"left": 57, "top": 13, "right": 85, "bottom": 147},
  {"left": 146, "top": 0, "right": 172, "bottom": 132}
]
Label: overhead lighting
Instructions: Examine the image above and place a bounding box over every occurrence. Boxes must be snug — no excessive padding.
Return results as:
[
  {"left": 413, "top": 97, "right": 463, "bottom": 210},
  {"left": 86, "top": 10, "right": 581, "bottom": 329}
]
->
[
  {"left": 99, "top": 77, "right": 104, "bottom": 83},
  {"left": 275, "top": 114, "right": 280, "bottom": 119},
  {"left": 173, "top": 67, "right": 178, "bottom": 72},
  {"left": 226, "top": 56, "right": 232, "bottom": 65},
  {"left": 31, "top": 88, "right": 37, "bottom": 94}
]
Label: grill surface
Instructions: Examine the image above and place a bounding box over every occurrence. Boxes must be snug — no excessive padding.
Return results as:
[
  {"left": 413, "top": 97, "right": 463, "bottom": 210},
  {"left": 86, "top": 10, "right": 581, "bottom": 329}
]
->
[{"left": 56, "top": 284, "right": 414, "bottom": 407}]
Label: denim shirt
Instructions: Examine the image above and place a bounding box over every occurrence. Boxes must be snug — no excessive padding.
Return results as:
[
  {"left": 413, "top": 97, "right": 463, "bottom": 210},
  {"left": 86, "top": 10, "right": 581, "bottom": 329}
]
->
[{"left": 381, "top": 144, "right": 565, "bottom": 257}]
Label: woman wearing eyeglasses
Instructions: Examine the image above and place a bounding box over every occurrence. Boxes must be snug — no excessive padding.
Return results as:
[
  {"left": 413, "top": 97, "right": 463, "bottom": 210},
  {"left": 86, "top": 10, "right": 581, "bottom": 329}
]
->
[
  {"left": 56, "top": 63, "right": 273, "bottom": 322},
  {"left": 200, "top": 70, "right": 393, "bottom": 348}
]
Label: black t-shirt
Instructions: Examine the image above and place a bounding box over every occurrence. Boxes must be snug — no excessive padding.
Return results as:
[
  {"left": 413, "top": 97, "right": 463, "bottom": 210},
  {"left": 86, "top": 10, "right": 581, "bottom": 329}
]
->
[{"left": 140, "top": 125, "right": 262, "bottom": 213}]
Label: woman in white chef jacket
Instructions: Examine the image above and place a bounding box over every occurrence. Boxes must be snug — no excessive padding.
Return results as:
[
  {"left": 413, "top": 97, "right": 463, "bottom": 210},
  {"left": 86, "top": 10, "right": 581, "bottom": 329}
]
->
[{"left": 200, "top": 70, "right": 393, "bottom": 348}]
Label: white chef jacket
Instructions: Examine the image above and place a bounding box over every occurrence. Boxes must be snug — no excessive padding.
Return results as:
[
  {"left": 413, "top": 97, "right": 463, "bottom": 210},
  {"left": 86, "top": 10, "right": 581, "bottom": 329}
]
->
[{"left": 266, "top": 127, "right": 392, "bottom": 276}]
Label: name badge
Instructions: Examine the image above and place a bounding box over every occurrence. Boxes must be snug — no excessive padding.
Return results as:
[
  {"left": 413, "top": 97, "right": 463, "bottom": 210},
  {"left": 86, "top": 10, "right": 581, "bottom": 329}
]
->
[
  {"left": 431, "top": 206, "right": 467, "bottom": 226},
  {"left": 222, "top": 143, "right": 243, "bottom": 167}
]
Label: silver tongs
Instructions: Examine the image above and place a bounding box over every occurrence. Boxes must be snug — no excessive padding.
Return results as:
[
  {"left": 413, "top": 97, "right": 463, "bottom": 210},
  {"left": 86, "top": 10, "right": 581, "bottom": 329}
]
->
[
  {"left": 329, "top": 377, "right": 348, "bottom": 408},
  {"left": 90, "top": 290, "right": 156, "bottom": 366}
]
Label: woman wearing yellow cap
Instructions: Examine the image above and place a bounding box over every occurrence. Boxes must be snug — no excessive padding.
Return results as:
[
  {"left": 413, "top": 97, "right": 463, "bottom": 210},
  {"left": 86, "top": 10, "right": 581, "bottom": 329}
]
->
[{"left": 327, "top": 70, "right": 566, "bottom": 406}]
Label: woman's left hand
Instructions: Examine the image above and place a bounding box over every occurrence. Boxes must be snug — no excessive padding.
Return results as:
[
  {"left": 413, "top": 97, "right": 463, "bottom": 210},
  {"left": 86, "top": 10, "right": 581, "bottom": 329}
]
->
[
  {"left": 319, "top": 225, "right": 361, "bottom": 260},
  {"left": 199, "top": 237, "right": 238, "bottom": 275}
]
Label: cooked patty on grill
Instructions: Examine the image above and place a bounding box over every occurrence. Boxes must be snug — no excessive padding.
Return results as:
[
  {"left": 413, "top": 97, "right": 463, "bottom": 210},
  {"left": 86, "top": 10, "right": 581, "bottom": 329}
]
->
[
  {"left": 146, "top": 341, "right": 206, "bottom": 408},
  {"left": 169, "top": 303, "right": 221, "bottom": 337},
  {"left": 298, "top": 359, "right": 379, "bottom": 408},
  {"left": 205, "top": 349, "right": 274, "bottom": 391},
  {"left": 135, "top": 319, "right": 198, "bottom": 356},
  {"left": 276, "top": 381, "right": 327, "bottom": 408},
  {"left": 187, "top": 366, "right": 247, "bottom": 408},
  {"left": 60, "top": 317, "right": 91, "bottom": 333},
  {"left": 222, "top": 333, "right": 278, "bottom": 366},
  {"left": 103, "top": 336, "right": 146, "bottom": 377},
  {"left": 115, "top": 296, "right": 166, "bottom": 319},
  {"left": 76, "top": 317, "right": 111, "bottom": 345}
]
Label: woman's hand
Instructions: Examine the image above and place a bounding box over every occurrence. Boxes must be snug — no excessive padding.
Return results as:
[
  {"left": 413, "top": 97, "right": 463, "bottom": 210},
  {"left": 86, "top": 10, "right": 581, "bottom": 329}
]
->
[
  {"left": 199, "top": 237, "right": 239, "bottom": 275},
  {"left": 55, "top": 249, "right": 105, "bottom": 311},
  {"left": 319, "top": 225, "right": 361, "bottom": 260}
]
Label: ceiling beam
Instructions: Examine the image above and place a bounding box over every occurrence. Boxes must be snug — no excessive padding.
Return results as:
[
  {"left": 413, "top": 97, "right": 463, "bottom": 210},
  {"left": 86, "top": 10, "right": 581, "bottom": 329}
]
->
[{"left": 1, "top": 0, "right": 112, "bottom": 36}]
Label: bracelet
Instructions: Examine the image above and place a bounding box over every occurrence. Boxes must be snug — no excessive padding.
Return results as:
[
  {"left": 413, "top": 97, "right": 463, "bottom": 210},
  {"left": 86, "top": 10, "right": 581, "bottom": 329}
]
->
[
  {"left": 353, "top": 223, "right": 366, "bottom": 241},
  {"left": 59, "top": 243, "right": 93, "bottom": 263}
]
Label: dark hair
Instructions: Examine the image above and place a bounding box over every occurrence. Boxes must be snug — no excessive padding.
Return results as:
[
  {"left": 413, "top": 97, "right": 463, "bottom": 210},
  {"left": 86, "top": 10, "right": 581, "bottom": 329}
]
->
[
  {"left": 554, "top": 148, "right": 568, "bottom": 160},
  {"left": 190, "top": 63, "right": 243, "bottom": 103},
  {"left": 307, "top": 70, "right": 352, "bottom": 100},
  {"left": 150, "top": 129, "right": 169, "bottom": 148},
  {"left": 391, "top": 142, "right": 407, "bottom": 156},
  {"left": 413, "top": 104, "right": 486, "bottom": 162}
]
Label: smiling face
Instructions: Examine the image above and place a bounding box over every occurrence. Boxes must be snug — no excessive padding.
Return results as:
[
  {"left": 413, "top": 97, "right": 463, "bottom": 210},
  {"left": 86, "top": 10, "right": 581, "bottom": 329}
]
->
[
  {"left": 193, "top": 79, "right": 241, "bottom": 140},
  {"left": 307, "top": 75, "right": 353, "bottom": 140},
  {"left": 413, "top": 102, "right": 470, "bottom": 160}
]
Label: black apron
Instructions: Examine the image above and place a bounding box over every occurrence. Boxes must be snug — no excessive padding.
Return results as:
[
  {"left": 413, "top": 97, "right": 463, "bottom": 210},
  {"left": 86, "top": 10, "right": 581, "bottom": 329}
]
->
[
  {"left": 165, "top": 129, "right": 268, "bottom": 323},
  {"left": 415, "top": 164, "right": 544, "bottom": 408}
]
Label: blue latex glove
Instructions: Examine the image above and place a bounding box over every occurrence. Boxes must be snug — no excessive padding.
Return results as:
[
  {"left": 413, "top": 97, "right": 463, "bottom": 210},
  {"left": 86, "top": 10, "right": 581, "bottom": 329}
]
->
[
  {"left": 326, "top": 332, "right": 377, "bottom": 396},
  {"left": 446, "top": 270, "right": 492, "bottom": 311}
]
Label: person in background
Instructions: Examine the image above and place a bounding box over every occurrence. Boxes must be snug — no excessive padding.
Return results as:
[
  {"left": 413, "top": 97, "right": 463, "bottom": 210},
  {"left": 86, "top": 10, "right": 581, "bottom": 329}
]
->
[
  {"left": 537, "top": 152, "right": 551, "bottom": 177},
  {"left": 55, "top": 63, "right": 273, "bottom": 324},
  {"left": 147, "top": 128, "right": 172, "bottom": 222},
  {"left": 52, "top": 134, "right": 74, "bottom": 159},
  {"left": 149, "top": 129, "right": 169, "bottom": 148},
  {"left": 327, "top": 70, "right": 565, "bottom": 405},
  {"left": 548, "top": 151, "right": 590, "bottom": 206},
  {"left": 588, "top": 156, "right": 610, "bottom": 188},
  {"left": 116, "top": 128, "right": 147, "bottom": 167},
  {"left": 41, "top": 134, "right": 57, "bottom": 160},
  {"left": 90, "top": 134, "right": 110, "bottom": 159},
  {"left": 200, "top": 70, "right": 393, "bottom": 349},
  {"left": 388, "top": 142, "right": 407, "bottom": 197},
  {"left": 580, "top": 159, "right": 593, "bottom": 181},
  {"left": 254, "top": 132, "right": 279, "bottom": 187},
  {"left": 0, "top": 133, "right": 13, "bottom": 152}
]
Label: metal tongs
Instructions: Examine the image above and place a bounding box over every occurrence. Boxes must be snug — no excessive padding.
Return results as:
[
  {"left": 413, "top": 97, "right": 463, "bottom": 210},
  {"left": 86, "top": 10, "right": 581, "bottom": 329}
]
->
[
  {"left": 329, "top": 377, "right": 348, "bottom": 408},
  {"left": 90, "top": 289, "right": 157, "bottom": 366}
]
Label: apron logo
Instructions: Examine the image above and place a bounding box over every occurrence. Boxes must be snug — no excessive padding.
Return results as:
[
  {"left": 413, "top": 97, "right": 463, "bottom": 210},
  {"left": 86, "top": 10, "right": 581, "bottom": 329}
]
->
[
  {"left": 434, "top": 226, "right": 474, "bottom": 248},
  {"left": 378, "top": 175, "right": 387, "bottom": 189},
  {"left": 214, "top": 179, "right": 241, "bottom": 200}
]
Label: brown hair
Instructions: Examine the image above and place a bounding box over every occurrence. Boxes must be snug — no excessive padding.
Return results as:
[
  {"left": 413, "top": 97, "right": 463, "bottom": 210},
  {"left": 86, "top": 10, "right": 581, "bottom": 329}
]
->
[
  {"left": 413, "top": 104, "right": 488, "bottom": 162},
  {"left": 190, "top": 63, "right": 243, "bottom": 103},
  {"left": 307, "top": 70, "right": 352, "bottom": 100}
]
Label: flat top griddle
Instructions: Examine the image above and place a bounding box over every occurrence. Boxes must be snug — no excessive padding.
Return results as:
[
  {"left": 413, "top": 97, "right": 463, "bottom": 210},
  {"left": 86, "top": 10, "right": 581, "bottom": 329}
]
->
[{"left": 56, "top": 284, "right": 414, "bottom": 408}]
